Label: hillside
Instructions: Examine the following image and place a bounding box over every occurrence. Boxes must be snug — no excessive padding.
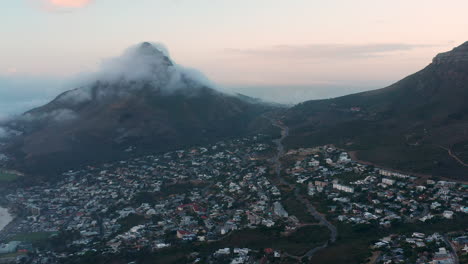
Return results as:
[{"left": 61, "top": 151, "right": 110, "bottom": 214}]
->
[
  {"left": 284, "top": 42, "right": 468, "bottom": 180},
  {"left": 1, "top": 43, "right": 277, "bottom": 178}
]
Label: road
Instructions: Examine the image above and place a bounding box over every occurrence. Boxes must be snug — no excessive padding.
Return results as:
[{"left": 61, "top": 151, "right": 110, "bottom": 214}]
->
[
  {"left": 266, "top": 115, "right": 338, "bottom": 260},
  {"left": 443, "top": 235, "right": 460, "bottom": 264}
]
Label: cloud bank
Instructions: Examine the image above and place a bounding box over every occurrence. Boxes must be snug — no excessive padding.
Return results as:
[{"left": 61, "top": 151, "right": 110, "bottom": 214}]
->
[
  {"left": 0, "top": 42, "right": 217, "bottom": 122},
  {"left": 228, "top": 43, "right": 434, "bottom": 60},
  {"left": 57, "top": 42, "right": 217, "bottom": 105}
]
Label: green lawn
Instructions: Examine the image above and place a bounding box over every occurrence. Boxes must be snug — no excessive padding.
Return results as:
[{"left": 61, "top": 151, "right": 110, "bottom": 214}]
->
[
  {"left": 334, "top": 172, "right": 365, "bottom": 184},
  {"left": 0, "top": 171, "right": 19, "bottom": 182},
  {"left": 8, "top": 232, "right": 56, "bottom": 243}
]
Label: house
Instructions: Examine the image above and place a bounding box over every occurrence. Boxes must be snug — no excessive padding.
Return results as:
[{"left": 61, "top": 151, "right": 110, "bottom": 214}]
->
[
  {"left": 379, "top": 169, "right": 410, "bottom": 179},
  {"left": 412, "top": 232, "right": 425, "bottom": 239},
  {"left": 308, "top": 182, "right": 316, "bottom": 196},
  {"left": 176, "top": 230, "right": 194, "bottom": 239},
  {"left": 462, "top": 244, "right": 468, "bottom": 254},
  {"left": 215, "top": 248, "right": 230, "bottom": 256},
  {"left": 382, "top": 178, "right": 395, "bottom": 186},
  {"left": 443, "top": 211, "right": 454, "bottom": 219},
  {"left": 273, "top": 202, "right": 289, "bottom": 218}
]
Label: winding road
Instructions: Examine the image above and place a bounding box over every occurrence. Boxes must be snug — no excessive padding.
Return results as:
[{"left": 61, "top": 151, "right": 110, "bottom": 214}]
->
[{"left": 266, "top": 116, "right": 338, "bottom": 260}]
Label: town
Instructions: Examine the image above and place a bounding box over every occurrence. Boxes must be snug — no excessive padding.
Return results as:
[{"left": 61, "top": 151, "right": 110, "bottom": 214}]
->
[{"left": 0, "top": 135, "right": 467, "bottom": 264}]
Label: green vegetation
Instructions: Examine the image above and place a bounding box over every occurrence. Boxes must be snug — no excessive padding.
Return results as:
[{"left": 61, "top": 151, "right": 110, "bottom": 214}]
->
[
  {"left": 117, "top": 214, "right": 146, "bottom": 233},
  {"left": 8, "top": 232, "right": 56, "bottom": 244},
  {"left": 67, "top": 225, "right": 330, "bottom": 264},
  {"left": 310, "top": 214, "right": 468, "bottom": 264},
  {"left": 0, "top": 170, "right": 19, "bottom": 182},
  {"left": 216, "top": 225, "right": 329, "bottom": 256},
  {"left": 334, "top": 172, "right": 365, "bottom": 184},
  {"left": 133, "top": 191, "right": 159, "bottom": 205},
  {"left": 155, "top": 225, "right": 329, "bottom": 260},
  {"left": 284, "top": 59, "right": 468, "bottom": 180},
  {"left": 282, "top": 196, "right": 318, "bottom": 223},
  {"left": 0, "top": 252, "right": 27, "bottom": 259},
  {"left": 460, "top": 254, "right": 468, "bottom": 264}
]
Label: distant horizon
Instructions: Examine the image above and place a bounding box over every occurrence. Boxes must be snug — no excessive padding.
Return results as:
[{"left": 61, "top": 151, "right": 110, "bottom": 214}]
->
[
  {"left": 2, "top": 0, "right": 468, "bottom": 116},
  {"left": 0, "top": 38, "right": 455, "bottom": 118},
  {"left": 0, "top": 67, "right": 408, "bottom": 118},
  {"left": 0, "top": 43, "right": 456, "bottom": 118}
]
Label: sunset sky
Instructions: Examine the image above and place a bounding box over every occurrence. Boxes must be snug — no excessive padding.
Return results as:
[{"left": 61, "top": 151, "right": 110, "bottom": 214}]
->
[{"left": 1, "top": 0, "right": 468, "bottom": 113}]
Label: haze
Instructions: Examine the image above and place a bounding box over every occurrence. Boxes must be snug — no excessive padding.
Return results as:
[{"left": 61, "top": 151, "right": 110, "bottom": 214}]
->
[{"left": 1, "top": 0, "right": 468, "bottom": 114}]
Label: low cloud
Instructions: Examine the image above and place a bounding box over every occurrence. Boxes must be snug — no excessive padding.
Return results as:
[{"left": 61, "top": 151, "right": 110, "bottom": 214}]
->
[
  {"left": 0, "top": 42, "right": 218, "bottom": 123},
  {"left": 228, "top": 43, "right": 434, "bottom": 60},
  {"left": 57, "top": 42, "right": 218, "bottom": 104},
  {"left": 22, "top": 108, "right": 78, "bottom": 123}
]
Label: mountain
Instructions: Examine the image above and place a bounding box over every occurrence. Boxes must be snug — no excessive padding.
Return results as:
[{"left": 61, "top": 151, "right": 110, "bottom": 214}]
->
[
  {"left": 284, "top": 42, "right": 468, "bottom": 180},
  {"left": 2, "top": 43, "right": 277, "bottom": 178}
]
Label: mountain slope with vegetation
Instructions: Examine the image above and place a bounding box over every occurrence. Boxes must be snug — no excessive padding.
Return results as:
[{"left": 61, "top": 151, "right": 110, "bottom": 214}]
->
[{"left": 284, "top": 42, "right": 468, "bottom": 180}]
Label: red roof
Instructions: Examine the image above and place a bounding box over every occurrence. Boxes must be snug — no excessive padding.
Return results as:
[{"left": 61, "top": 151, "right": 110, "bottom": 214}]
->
[{"left": 177, "top": 230, "right": 193, "bottom": 235}]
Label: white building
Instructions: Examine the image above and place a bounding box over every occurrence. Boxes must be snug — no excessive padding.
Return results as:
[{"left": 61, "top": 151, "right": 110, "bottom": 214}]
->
[
  {"left": 338, "top": 152, "right": 351, "bottom": 163},
  {"left": 379, "top": 169, "right": 410, "bottom": 179},
  {"left": 273, "top": 202, "right": 289, "bottom": 218},
  {"left": 333, "top": 183, "right": 355, "bottom": 193},
  {"left": 443, "top": 211, "right": 454, "bottom": 219},
  {"left": 382, "top": 178, "right": 395, "bottom": 186}
]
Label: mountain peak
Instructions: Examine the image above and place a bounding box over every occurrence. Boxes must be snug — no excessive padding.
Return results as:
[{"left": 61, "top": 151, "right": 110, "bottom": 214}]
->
[
  {"left": 135, "top": 42, "right": 171, "bottom": 61},
  {"left": 432, "top": 41, "right": 468, "bottom": 65},
  {"left": 93, "top": 42, "right": 175, "bottom": 87}
]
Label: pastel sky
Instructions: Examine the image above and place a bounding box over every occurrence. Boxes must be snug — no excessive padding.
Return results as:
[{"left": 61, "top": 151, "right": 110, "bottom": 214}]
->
[{"left": 0, "top": 0, "right": 468, "bottom": 113}]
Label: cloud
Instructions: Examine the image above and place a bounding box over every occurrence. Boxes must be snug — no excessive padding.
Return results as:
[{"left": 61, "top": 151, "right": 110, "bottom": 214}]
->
[
  {"left": 48, "top": 0, "right": 93, "bottom": 8},
  {"left": 55, "top": 42, "right": 218, "bottom": 104},
  {"left": 31, "top": 0, "right": 94, "bottom": 11},
  {"left": 0, "top": 127, "right": 8, "bottom": 139},
  {"left": 5, "top": 67, "right": 18, "bottom": 75},
  {"left": 0, "top": 42, "right": 218, "bottom": 122},
  {"left": 22, "top": 108, "right": 78, "bottom": 123},
  {"left": 228, "top": 43, "right": 435, "bottom": 60}
]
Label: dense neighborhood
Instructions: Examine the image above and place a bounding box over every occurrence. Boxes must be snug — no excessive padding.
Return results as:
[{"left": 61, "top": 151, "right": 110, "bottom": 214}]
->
[{"left": 0, "top": 134, "right": 467, "bottom": 264}]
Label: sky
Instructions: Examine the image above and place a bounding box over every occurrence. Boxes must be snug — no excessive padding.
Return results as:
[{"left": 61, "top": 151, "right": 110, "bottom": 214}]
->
[{"left": 1, "top": 0, "right": 468, "bottom": 115}]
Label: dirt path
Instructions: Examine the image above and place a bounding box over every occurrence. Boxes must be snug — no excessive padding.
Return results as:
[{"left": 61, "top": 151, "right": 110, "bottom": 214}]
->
[{"left": 438, "top": 145, "right": 468, "bottom": 167}]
